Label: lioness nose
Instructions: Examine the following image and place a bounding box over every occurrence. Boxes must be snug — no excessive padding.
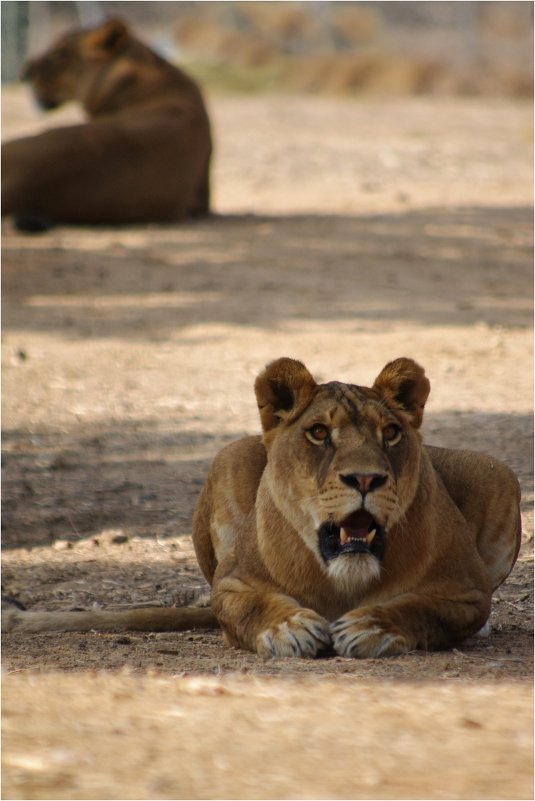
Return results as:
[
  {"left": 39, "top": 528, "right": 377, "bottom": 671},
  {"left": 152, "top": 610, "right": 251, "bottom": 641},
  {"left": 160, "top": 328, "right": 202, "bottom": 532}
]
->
[{"left": 340, "top": 473, "right": 387, "bottom": 494}]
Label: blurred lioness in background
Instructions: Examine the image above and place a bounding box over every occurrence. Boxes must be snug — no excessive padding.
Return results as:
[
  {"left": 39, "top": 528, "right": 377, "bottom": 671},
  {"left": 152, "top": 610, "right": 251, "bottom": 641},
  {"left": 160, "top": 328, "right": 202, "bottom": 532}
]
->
[{"left": 2, "top": 17, "right": 212, "bottom": 230}]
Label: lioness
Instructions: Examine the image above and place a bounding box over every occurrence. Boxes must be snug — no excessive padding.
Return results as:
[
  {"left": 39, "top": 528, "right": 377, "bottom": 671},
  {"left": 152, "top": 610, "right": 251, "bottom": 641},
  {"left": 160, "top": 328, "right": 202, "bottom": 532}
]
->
[
  {"left": 2, "top": 18, "right": 212, "bottom": 230},
  {"left": 4, "top": 357, "right": 521, "bottom": 658}
]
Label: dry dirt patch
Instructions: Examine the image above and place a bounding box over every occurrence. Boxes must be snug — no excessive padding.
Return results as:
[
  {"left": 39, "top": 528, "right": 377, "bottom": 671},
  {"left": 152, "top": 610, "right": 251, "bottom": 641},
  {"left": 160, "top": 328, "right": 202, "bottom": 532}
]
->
[
  {"left": 1, "top": 90, "right": 533, "bottom": 799},
  {"left": 3, "top": 673, "right": 532, "bottom": 800}
]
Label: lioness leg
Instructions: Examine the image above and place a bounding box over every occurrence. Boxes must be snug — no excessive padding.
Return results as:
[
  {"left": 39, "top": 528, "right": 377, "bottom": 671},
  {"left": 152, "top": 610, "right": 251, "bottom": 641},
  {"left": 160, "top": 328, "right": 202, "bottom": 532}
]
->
[
  {"left": 331, "top": 588, "right": 491, "bottom": 658},
  {"left": 211, "top": 575, "right": 331, "bottom": 658}
]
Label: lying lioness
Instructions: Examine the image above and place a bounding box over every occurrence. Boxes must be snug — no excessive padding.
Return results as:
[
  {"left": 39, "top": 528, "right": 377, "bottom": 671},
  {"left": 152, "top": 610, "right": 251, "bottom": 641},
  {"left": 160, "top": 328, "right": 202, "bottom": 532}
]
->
[
  {"left": 4, "top": 357, "right": 521, "bottom": 658},
  {"left": 2, "top": 18, "right": 212, "bottom": 229}
]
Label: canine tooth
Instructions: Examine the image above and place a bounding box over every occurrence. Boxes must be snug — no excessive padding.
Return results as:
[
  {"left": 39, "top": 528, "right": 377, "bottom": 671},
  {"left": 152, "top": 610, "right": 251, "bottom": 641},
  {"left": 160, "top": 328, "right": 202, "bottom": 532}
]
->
[
  {"left": 365, "top": 529, "right": 377, "bottom": 544},
  {"left": 340, "top": 528, "right": 349, "bottom": 544}
]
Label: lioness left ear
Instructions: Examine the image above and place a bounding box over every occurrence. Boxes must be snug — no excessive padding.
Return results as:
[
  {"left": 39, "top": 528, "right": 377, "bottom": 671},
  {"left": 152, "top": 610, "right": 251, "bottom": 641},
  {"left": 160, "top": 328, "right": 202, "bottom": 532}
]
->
[
  {"left": 255, "top": 358, "right": 317, "bottom": 433},
  {"left": 84, "top": 18, "right": 129, "bottom": 57},
  {"left": 372, "top": 357, "right": 430, "bottom": 429}
]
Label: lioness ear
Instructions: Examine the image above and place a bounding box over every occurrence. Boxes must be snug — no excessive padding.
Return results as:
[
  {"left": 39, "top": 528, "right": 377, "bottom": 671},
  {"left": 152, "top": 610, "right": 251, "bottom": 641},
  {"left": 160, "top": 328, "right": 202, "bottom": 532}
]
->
[
  {"left": 254, "top": 358, "right": 317, "bottom": 432},
  {"left": 83, "top": 18, "right": 129, "bottom": 58},
  {"left": 372, "top": 357, "right": 430, "bottom": 429}
]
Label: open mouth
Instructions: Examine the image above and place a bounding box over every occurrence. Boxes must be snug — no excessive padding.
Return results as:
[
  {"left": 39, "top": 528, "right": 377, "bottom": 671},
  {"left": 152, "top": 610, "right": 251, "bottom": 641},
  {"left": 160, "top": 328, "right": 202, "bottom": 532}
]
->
[{"left": 318, "top": 509, "right": 385, "bottom": 562}]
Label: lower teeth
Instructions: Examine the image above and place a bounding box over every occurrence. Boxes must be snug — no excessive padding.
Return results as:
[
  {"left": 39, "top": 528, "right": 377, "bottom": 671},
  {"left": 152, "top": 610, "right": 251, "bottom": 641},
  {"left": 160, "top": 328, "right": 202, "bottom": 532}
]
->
[{"left": 339, "top": 527, "right": 377, "bottom": 546}]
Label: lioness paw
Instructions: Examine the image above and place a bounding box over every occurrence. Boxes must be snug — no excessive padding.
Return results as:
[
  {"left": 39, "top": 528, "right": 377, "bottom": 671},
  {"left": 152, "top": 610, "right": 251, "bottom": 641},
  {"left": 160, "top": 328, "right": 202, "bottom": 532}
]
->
[
  {"left": 256, "top": 610, "right": 331, "bottom": 658},
  {"left": 332, "top": 610, "right": 411, "bottom": 658}
]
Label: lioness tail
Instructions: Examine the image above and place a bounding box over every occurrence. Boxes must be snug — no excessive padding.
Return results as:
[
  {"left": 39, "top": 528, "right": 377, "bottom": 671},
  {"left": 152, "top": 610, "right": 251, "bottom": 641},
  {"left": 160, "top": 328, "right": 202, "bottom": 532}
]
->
[{"left": 2, "top": 606, "right": 217, "bottom": 634}]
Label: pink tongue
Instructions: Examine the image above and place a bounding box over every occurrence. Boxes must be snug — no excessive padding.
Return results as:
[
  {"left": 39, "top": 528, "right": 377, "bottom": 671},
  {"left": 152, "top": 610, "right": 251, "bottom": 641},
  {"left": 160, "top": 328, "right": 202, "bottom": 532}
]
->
[{"left": 341, "top": 509, "right": 374, "bottom": 539}]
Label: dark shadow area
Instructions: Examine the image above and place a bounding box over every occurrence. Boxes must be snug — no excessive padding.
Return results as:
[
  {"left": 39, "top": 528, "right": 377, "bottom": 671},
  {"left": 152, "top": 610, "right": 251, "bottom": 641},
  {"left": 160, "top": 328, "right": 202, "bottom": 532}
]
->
[
  {"left": 2, "top": 206, "right": 532, "bottom": 338},
  {"left": 2, "top": 409, "right": 532, "bottom": 552},
  {"left": 2, "top": 421, "right": 248, "bottom": 549}
]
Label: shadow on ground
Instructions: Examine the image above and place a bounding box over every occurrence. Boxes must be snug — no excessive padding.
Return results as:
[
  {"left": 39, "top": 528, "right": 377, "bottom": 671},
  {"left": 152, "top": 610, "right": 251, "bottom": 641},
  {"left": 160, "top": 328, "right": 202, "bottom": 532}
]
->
[
  {"left": 2, "top": 206, "right": 532, "bottom": 338},
  {"left": 2, "top": 202, "right": 533, "bottom": 683},
  {"left": 2, "top": 410, "right": 532, "bottom": 550}
]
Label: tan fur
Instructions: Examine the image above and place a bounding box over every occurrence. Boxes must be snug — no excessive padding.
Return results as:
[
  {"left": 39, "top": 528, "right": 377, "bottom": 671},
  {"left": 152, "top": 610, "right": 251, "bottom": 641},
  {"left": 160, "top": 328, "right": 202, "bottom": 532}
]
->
[
  {"left": 4, "top": 357, "right": 521, "bottom": 659},
  {"left": 2, "top": 18, "right": 212, "bottom": 228},
  {"left": 2, "top": 606, "right": 216, "bottom": 635}
]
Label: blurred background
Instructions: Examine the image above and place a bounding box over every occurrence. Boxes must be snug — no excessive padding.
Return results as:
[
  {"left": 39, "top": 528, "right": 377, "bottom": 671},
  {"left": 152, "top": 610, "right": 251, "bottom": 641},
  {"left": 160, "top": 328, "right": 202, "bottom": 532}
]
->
[{"left": 2, "top": 0, "right": 533, "bottom": 97}]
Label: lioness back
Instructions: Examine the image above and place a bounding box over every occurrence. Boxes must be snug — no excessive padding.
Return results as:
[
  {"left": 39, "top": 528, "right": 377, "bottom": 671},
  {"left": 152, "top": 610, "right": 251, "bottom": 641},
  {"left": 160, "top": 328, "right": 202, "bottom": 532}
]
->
[{"left": 2, "top": 18, "right": 212, "bottom": 228}]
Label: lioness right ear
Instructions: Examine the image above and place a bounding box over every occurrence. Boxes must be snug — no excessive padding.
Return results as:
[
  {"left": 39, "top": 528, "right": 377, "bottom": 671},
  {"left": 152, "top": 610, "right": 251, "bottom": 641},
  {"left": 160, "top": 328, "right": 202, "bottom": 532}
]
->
[
  {"left": 372, "top": 357, "right": 430, "bottom": 429},
  {"left": 254, "top": 358, "right": 317, "bottom": 432},
  {"left": 83, "top": 18, "right": 129, "bottom": 58}
]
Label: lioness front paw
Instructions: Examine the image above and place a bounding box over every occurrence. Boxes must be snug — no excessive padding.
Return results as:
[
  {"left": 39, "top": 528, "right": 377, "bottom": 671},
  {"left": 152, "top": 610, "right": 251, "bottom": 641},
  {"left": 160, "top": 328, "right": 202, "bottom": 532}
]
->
[
  {"left": 332, "top": 609, "right": 411, "bottom": 658},
  {"left": 256, "top": 610, "right": 331, "bottom": 658}
]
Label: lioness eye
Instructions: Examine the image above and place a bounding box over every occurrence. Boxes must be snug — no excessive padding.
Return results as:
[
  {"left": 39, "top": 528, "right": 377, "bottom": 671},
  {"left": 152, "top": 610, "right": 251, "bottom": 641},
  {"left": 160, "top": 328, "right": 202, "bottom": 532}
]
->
[
  {"left": 308, "top": 424, "right": 330, "bottom": 443},
  {"left": 383, "top": 423, "right": 401, "bottom": 445}
]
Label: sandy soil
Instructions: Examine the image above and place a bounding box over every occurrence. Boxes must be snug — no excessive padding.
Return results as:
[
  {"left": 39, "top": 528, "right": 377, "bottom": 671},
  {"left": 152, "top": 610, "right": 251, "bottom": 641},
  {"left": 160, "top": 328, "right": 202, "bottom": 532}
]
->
[{"left": 1, "top": 88, "right": 533, "bottom": 799}]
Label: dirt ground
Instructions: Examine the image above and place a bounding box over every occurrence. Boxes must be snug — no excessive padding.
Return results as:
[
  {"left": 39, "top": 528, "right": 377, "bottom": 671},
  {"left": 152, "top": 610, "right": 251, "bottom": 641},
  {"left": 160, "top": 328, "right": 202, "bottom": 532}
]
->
[{"left": 1, "top": 87, "right": 533, "bottom": 799}]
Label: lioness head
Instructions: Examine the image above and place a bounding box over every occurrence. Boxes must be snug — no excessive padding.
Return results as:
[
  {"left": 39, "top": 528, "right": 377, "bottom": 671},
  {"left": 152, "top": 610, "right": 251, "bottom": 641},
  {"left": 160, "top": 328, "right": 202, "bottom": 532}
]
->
[
  {"left": 20, "top": 18, "right": 134, "bottom": 110},
  {"left": 255, "top": 357, "right": 430, "bottom": 588}
]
